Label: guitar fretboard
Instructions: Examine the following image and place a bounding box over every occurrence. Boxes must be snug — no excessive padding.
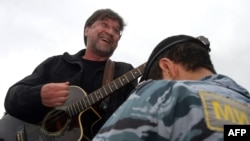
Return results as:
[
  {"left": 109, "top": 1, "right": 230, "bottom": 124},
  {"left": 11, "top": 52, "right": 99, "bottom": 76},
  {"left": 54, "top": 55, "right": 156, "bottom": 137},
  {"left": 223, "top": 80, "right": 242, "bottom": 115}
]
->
[{"left": 66, "top": 63, "right": 146, "bottom": 117}]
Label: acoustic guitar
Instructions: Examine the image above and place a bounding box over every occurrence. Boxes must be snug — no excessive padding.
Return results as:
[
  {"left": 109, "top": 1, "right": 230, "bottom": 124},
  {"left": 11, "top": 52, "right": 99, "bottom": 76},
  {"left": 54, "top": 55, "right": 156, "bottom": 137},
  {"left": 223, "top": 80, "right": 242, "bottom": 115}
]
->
[{"left": 0, "top": 63, "right": 146, "bottom": 141}]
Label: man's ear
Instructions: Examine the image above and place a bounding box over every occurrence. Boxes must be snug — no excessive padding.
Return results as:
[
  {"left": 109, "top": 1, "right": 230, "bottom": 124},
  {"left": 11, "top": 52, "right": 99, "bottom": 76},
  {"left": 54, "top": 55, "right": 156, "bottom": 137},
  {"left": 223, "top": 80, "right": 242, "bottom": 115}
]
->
[
  {"left": 159, "top": 58, "right": 176, "bottom": 79},
  {"left": 84, "top": 27, "right": 89, "bottom": 37}
]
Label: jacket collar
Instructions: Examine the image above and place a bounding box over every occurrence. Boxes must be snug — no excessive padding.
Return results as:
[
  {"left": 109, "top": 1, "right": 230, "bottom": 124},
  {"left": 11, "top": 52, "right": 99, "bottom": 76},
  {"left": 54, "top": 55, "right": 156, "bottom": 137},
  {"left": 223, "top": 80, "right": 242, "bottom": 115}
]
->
[
  {"left": 201, "top": 74, "right": 250, "bottom": 97},
  {"left": 62, "top": 49, "right": 85, "bottom": 62}
]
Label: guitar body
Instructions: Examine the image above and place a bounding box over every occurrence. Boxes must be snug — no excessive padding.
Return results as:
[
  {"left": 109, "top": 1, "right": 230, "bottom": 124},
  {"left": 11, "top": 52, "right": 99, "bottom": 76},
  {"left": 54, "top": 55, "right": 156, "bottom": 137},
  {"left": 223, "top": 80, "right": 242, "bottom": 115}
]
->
[
  {"left": 41, "top": 86, "right": 102, "bottom": 141},
  {"left": 57, "top": 86, "right": 103, "bottom": 141},
  {"left": 0, "top": 87, "right": 101, "bottom": 141}
]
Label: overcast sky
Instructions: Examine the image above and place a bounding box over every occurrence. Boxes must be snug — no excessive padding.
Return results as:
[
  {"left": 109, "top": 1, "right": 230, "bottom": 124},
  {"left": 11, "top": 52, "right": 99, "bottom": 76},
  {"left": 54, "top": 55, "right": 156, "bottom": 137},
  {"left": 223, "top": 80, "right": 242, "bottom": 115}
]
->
[{"left": 0, "top": 0, "right": 249, "bottom": 116}]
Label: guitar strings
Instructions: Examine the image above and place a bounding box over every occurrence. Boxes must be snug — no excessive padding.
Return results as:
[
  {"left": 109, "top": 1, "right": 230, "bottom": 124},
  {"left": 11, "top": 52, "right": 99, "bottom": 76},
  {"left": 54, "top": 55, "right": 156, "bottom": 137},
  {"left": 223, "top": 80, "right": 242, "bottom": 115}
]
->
[
  {"left": 41, "top": 63, "right": 146, "bottom": 134},
  {"left": 43, "top": 110, "right": 69, "bottom": 132}
]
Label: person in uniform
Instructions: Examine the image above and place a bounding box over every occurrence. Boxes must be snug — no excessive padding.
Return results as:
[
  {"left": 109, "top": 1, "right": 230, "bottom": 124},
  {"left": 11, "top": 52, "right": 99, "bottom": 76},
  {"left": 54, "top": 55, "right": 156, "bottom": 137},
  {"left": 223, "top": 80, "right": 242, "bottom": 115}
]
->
[{"left": 92, "top": 34, "right": 250, "bottom": 141}]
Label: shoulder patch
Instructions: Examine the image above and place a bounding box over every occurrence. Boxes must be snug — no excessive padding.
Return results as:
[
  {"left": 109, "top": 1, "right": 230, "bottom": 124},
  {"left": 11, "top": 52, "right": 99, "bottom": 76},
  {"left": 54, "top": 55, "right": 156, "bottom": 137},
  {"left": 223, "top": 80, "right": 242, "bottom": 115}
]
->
[{"left": 199, "top": 91, "right": 250, "bottom": 132}]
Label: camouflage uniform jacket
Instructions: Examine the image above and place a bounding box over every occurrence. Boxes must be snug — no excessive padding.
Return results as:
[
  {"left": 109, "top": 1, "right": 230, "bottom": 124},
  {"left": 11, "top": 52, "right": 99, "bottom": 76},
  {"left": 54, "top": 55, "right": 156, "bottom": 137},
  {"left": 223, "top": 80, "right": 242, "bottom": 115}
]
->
[{"left": 93, "top": 74, "right": 250, "bottom": 141}]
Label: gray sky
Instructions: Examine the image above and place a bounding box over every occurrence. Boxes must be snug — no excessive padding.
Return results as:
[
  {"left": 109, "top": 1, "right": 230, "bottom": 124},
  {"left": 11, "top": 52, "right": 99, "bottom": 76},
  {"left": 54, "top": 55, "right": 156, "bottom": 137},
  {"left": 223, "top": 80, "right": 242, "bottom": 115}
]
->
[{"left": 0, "top": 0, "right": 249, "bottom": 116}]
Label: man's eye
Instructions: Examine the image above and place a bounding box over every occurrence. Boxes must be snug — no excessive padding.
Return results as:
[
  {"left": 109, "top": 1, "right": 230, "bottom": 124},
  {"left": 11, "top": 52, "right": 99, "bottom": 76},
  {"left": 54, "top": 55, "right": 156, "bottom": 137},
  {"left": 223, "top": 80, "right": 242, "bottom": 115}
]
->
[
  {"left": 113, "top": 28, "right": 120, "bottom": 35},
  {"left": 101, "top": 22, "right": 108, "bottom": 28}
]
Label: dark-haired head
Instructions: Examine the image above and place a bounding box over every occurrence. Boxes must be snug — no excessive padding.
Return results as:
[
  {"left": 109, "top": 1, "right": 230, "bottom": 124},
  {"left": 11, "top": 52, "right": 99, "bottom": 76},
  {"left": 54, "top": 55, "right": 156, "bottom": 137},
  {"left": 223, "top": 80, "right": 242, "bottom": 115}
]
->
[
  {"left": 83, "top": 9, "right": 126, "bottom": 45},
  {"left": 142, "top": 34, "right": 216, "bottom": 81}
]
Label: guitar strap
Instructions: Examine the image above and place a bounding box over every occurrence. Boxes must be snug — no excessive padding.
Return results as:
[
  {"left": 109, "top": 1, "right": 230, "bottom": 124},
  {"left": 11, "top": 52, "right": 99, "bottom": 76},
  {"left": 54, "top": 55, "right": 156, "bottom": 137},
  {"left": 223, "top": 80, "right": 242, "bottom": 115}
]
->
[
  {"left": 102, "top": 59, "right": 115, "bottom": 85},
  {"left": 101, "top": 59, "right": 115, "bottom": 107}
]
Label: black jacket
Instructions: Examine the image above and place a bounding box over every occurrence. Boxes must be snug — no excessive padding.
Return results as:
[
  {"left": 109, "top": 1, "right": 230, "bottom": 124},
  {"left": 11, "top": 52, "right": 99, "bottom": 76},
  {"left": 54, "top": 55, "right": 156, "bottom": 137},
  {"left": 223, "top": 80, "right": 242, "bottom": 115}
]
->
[{"left": 4, "top": 49, "right": 137, "bottom": 137}]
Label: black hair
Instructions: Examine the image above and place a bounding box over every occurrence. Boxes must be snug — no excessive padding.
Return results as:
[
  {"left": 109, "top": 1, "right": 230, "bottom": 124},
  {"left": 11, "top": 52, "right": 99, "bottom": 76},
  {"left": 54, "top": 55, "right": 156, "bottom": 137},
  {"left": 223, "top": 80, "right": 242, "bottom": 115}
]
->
[{"left": 142, "top": 35, "right": 216, "bottom": 80}]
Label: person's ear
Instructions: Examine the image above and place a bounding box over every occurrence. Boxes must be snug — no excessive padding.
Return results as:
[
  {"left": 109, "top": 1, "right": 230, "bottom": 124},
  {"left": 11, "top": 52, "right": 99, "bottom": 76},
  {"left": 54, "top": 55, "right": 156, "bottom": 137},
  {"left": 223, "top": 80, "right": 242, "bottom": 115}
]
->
[
  {"left": 159, "top": 58, "right": 176, "bottom": 79},
  {"left": 84, "top": 27, "right": 89, "bottom": 37}
]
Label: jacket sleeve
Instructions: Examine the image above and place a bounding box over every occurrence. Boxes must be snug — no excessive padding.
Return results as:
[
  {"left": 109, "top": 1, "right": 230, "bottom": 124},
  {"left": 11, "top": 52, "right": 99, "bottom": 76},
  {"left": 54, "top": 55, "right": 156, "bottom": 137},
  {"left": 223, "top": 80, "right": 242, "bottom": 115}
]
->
[{"left": 4, "top": 57, "right": 56, "bottom": 124}]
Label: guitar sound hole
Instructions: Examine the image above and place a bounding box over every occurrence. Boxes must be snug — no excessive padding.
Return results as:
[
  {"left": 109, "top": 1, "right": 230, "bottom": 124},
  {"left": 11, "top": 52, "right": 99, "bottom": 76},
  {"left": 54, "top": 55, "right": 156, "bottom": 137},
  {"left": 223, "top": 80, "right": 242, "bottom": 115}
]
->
[{"left": 43, "top": 110, "right": 70, "bottom": 134}]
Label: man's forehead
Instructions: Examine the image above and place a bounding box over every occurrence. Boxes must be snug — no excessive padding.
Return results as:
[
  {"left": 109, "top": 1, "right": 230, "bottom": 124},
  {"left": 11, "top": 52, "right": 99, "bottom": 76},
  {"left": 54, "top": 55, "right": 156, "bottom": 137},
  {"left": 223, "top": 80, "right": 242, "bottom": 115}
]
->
[{"left": 97, "top": 18, "right": 121, "bottom": 28}]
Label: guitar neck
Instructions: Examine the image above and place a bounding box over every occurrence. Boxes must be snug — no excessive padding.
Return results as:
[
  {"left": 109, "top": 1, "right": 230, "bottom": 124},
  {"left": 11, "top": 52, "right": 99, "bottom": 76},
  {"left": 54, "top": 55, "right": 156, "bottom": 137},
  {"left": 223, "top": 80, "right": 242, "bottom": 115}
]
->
[{"left": 67, "top": 63, "right": 146, "bottom": 117}]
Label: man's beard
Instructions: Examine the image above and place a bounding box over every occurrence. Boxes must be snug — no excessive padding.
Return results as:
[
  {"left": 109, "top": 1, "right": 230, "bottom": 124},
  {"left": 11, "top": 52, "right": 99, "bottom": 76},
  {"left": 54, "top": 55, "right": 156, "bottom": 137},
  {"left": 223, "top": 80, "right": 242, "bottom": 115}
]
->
[{"left": 93, "top": 45, "right": 115, "bottom": 57}]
